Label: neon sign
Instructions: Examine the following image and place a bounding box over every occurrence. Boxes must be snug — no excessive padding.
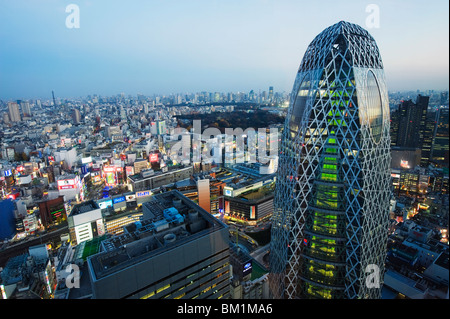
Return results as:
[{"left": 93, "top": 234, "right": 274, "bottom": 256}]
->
[
  {"left": 149, "top": 153, "right": 158, "bottom": 162},
  {"left": 136, "top": 190, "right": 152, "bottom": 198},
  {"left": 113, "top": 196, "right": 125, "bottom": 204}
]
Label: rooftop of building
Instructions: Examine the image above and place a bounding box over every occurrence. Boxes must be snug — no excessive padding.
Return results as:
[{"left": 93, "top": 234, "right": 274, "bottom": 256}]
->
[
  {"left": 67, "top": 263, "right": 93, "bottom": 299},
  {"left": 237, "top": 183, "right": 275, "bottom": 202},
  {"left": 229, "top": 242, "right": 252, "bottom": 265},
  {"left": 434, "top": 251, "right": 449, "bottom": 270},
  {"left": 410, "top": 224, "right": 433, "bottom": 233},
  {"left": 215, "top": 166, "right": 275, "bottom": 190},
  {"left": 389, "top": 242, "right": 419, "bottom": 257},
  {"left": 0, "top": 253, "right": 28, "bottom": 285},
  {"left": 71, "top": 200, "right": 100, "bottom": 216},
  {"left": 55, "top": 174, "right": 78, "bottom": 181},
  {"left": 408, "top": 234, "right": 444, "bottom": 249},
  {"left": 127, "top": 164, "right": 192, "bottom": 182},
  {"left": 87, "top": 190, "right": 227, "bottom": 281}
]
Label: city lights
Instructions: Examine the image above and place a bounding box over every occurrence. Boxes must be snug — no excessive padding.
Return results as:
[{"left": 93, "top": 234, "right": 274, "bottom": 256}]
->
[{"left": 0, "top": 0, "right": 447, "bottom": 309}]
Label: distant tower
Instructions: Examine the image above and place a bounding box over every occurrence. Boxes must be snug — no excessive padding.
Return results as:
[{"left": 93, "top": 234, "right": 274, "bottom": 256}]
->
[
  {"left": 249, "top": 90, "right": 255, "bottom": 102},
  {"left": 269, "top": 86, "right": 274, "bottom": 102},
  {"left": 7, "top": 102, "right": 21, "bottom": 122},
  {"left": 52, "top": 90, "right": 57, "bottom": 107},
  {"left": 20, "top": 101, "right": 32, "bottom": 117},
  {"left": 391, "top": 95, "right": 430, "bottom": 165},
  {"left": 440, "top": 91, "right": 449, "bottom": 105},
  {"left": 3, "top": 113, "right": 10, "bottom": 123},
  {"left": 72, "top": 109, "right": 81, "bottom": 124},
  {"left": 431, "top": 108, "right": 450, "bottom": 164}
]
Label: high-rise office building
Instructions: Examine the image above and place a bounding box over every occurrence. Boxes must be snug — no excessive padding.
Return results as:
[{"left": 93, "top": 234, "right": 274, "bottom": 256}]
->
[
  {"left": 3, "top": 113, "right": 10, "bottom": 124},
  {"left": 156, "top": 120, "right": 166, "bottom": 135},
  {"left": 249, "top": 90, "right": 255, "bottom": 102},
  {"left": 389, "top": 105, "right": 400, "bottom": 148},
  {"left": 197, "top": 178, "right": 211, "bottom": 213},
  {"left": 68, "top": 200, "right": 105, "bottom": 245},
  {"left": 431, "top": 108, "right": 449, "bottom": 164},
  {"left": 20, "top": 101, "right": 32, "bottom": 117},
  {"left": 38, "top": 196, "right": 67, "bottom": 229},
  {"left": 269, "top": 21, "right": 391, "bottom": 299},
  {"left": 7, "top": 102, "right": 21, "bottom": 122},
  {"left": 391, "top": 95, "right": 430, "bottom": 165},
  {"left": 269, "top": 86, "right": 274, "bottom": 102},
  {"left": 422, "top": 108, "right": 437, "bottom": 166},
  {"left": 72, "top": 108, "right": 81, "bottom": 124},
  {"left": 440, "top": 91, "right": 448, "bottom": 105},
  {"left": 87, "top": 190, "right": 230, "bottom": 299}
]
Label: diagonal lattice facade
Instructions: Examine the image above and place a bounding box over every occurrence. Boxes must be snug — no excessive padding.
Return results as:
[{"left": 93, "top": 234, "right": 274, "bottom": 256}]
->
[{"left": 269, "top": 21, "right": 391, "bottom": 299}]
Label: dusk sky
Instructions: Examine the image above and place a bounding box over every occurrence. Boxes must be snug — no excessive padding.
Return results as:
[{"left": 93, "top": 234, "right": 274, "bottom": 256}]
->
[{"left": 0, "top": 0, "right": 448, "bottom": 100}]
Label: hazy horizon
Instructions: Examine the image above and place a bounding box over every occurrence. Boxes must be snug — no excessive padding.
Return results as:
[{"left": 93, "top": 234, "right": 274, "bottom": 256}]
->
[{"left": 1, "top": 0, "right": 448, "bottom": 101}]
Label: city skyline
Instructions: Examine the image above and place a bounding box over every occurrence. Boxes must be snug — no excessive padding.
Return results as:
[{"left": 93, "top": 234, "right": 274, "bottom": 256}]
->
[
  {"left": 0, "top": 0, "right": 449, "bottom": 304},
  {"left": 0, "top": 0, "right": 449, "bottom": 100}
]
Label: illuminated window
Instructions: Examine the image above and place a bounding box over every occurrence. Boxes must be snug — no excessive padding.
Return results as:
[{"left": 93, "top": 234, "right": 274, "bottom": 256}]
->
[
  {"left": 141, "top": 291, "right": 155, "bottom": 299},
  {"left": 156, "top": 284, "right": 170, "bottom": 294}
]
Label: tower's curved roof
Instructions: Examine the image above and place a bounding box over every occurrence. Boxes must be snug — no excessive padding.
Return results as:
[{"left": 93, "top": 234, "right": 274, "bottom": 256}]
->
[{"left": 299, "top": 21, "right": 383, "bottom": 71}]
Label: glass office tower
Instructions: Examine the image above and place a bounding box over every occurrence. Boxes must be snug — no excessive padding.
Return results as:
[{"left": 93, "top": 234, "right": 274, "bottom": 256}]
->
[{"left": 269, "top": 21, "right": 391, "bottom": 299}]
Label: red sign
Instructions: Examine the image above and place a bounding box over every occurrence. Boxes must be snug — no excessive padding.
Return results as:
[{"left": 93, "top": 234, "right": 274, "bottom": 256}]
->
[
  {"left": 58, "top": 179, "right": 75, "bottom": 186},
  {"left": 58, "top": 185, "right": 75, "bottom": 190},
  {"left": 7, "top": 192, "right": 20, "bottom": 200},
  {"left": 149, "top": 153, "right": 158, "bottom": 162}
]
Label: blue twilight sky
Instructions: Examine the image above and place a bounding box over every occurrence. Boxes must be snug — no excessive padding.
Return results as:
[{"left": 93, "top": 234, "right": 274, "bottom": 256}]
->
[{"left": 0, "top": 0, "right": 448, "bottom": 100}]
